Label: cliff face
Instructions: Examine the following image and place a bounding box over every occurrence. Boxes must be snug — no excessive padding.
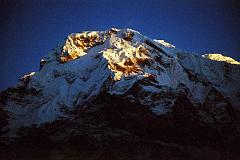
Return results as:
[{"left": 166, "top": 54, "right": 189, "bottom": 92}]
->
[{"left": 0, "top": 28, "right": 240, "bottom": 159}]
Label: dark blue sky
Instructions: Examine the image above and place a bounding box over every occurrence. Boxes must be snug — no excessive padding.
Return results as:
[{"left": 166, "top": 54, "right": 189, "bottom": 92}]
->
[{"left": 0, "top": 0, "right": 239, "bottom": 90}]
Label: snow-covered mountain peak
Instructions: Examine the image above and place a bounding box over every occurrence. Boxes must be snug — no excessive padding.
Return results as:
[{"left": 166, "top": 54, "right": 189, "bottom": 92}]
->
[
  {"left": 1, "top": 28, "right": 240, "bottom": 132},
  {"left": 1, "top": 28, "right": 240, "bottom": 159},
  {"left": 202, "top": 53, "right": 240, "bottom": 65},
  {"left": 153, "top": 39, "right": 176, "bottom": 48}
]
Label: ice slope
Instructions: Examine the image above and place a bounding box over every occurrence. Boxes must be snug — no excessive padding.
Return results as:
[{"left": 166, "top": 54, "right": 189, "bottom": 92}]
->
[{"left": 1, "top": 28, "right": 240, "bottom": 131}]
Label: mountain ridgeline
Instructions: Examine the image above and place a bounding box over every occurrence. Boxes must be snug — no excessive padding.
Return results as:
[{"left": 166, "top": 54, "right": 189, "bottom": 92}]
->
[{"left": 0, "top": 28, "right": 240, "bottom": 160}]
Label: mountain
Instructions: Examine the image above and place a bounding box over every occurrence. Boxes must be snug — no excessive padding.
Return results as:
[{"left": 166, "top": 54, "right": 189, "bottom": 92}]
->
[{"left": 1, "top": 28, "right": 240, "bottom": 160}]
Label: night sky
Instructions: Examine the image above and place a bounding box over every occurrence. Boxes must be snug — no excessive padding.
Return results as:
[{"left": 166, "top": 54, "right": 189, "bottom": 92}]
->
[{"left": 0, "top": 0, "right": 239, "bottom": 90}]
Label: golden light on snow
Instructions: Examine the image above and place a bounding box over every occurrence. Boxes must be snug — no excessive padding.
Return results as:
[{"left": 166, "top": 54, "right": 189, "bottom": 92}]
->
[
  {"left": 60, "top": 29, "right": 154, "bottom": 81},
  {"left": 103, "top": 44, "right": 151, "bottom": 81},
  {"left": 202, "top": 53, "right": 240, "bottom": 65},
  {"left": 60, "top": 32, "right": 104, "bottom": 63}
]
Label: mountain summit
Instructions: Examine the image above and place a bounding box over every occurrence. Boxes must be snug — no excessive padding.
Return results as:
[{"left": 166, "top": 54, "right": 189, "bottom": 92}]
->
[{"left": 1, "top": 28, "right": 240, "bottom": 159}]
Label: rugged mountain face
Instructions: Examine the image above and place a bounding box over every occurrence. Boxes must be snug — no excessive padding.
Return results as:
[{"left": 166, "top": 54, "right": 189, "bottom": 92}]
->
[{"left": 0, "top": 28, "right": 240, "bottom": 160}]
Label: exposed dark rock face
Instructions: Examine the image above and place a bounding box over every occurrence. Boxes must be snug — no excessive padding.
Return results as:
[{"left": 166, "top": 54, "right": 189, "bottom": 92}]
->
[{"left": 1, "top": 93, "right": 240, "bottom": 160}]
